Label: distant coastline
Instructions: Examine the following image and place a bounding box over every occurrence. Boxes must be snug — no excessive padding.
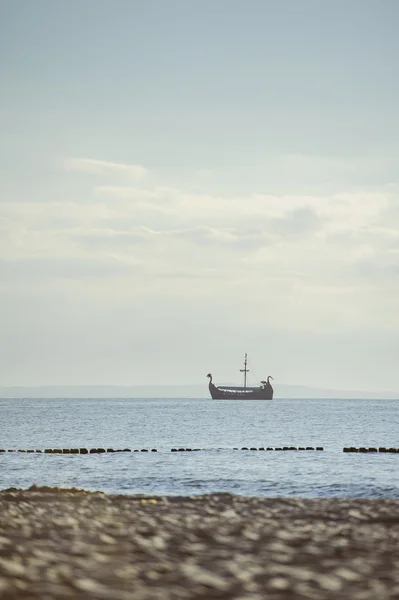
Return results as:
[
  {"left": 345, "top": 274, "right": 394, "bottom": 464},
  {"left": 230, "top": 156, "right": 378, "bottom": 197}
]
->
[{"left": 0, "top": 384, "right": 397, "bottom": 400}]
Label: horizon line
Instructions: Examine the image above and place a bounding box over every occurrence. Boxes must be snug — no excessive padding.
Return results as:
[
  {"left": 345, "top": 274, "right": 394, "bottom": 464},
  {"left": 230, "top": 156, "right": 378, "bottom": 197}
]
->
[{"left": 0, "top": 383, "right": 398, "bottom": 395}]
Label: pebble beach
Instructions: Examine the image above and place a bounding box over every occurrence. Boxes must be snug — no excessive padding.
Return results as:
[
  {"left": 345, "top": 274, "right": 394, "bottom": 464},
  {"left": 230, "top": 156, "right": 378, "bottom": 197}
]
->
[{"left": 1, "top": 487, "right": 399, "bottom": 599}]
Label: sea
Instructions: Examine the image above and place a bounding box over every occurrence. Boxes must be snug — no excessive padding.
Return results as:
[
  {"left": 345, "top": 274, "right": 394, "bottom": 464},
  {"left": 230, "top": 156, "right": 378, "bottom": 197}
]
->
[{"left": 1, "top": 397, "right": 399, "bottom": 498}]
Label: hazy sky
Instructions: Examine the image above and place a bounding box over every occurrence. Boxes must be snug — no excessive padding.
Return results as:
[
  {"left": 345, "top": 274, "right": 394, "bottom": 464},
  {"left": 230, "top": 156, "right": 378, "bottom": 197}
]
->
[{"left": 1, "top": 0, "right": 398, "bottom": 391}]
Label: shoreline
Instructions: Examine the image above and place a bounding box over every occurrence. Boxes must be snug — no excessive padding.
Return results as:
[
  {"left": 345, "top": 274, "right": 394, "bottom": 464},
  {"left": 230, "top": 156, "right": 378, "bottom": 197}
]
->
[{"left": 1, "top": 486, "right": 399, "bottom": 599}]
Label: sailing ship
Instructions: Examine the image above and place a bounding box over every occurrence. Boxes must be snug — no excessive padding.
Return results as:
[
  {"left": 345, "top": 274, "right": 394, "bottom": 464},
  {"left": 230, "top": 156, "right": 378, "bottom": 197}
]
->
[{"left": 207, "top": 354, "right": 274, "bottom": 400}]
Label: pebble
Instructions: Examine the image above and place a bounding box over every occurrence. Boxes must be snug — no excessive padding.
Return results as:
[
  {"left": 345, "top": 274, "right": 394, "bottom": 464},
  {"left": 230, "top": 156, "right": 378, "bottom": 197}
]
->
[
  {"left": 1, "top": 487, "right": 399, "bottom": 599},
  {"left": 316, "top": 574, "right": 343, "bottom": 591},
  {"left": 74, "top": 577, "right": 107, "bottom": 593},
  {"left": 99, "top": 533, "right": 117, "bottom": 545},
  {"left": 268, "top": 576, "right": 290, "bottom": 590},
  {"left": 181, "top": 563, "right": 230, "bottom": 590},
  {"left": 0, "top": 558, "right": 26, "bottom": 576},
  {"left": 334, "top": 567, "right": 362, "bottom": 581}
]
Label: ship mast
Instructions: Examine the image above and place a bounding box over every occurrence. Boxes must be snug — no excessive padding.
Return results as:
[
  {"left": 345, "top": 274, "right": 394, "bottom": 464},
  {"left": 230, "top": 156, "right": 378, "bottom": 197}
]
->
[{"left": 240, "top": 353, "right": 249, "bottom": 390}]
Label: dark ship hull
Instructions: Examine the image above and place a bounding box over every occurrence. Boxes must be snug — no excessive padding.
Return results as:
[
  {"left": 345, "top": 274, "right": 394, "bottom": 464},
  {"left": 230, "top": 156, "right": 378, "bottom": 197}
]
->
[{"left": 209, "top": 385, "right": 273, "bottom": 400}]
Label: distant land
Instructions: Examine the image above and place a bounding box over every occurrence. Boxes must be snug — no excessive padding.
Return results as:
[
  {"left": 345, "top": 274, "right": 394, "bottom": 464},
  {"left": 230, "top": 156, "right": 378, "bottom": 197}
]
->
[{"left": 0, "top": 384, "right": 397, "bottom": 399}]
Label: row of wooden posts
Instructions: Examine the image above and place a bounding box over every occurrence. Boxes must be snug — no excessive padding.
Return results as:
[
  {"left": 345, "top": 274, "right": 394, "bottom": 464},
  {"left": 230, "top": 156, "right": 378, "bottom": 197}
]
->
[
  {"left": 0, "top": 446, "right": 325, "bottom": 453},
  {"left": 3, "top": 447, "right": 399, "bottom": 454},
  {"left": 343, "top": 447, "right": 399, "bottom": 453}
]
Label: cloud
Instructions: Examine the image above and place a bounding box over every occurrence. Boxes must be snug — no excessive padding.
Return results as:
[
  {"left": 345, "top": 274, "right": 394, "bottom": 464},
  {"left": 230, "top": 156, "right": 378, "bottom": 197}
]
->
[
  {"left": 1, "top": 166, "right": 399, "bottom": 339},
  {"left": 94, "top": 185, "right": 393, "bottom": 245},
  {"left": 65, "top": 158, "right": 149, "bottom": 180},
  {"left": 71, "top": 225, "right": 266, "bottom": 249},
  {"left": 2, "top": 186, "right": 398, "bottom": 269}
]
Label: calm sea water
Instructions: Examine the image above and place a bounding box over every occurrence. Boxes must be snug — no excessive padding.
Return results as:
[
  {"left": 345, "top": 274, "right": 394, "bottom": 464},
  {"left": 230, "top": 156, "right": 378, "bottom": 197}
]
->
[{"left": 1, "top": 397, "right": 399, "bottom": 498}]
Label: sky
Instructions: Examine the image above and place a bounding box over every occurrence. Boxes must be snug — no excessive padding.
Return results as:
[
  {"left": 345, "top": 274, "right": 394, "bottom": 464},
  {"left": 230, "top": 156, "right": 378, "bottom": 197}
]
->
[{"left": 1, "top": 0, "right": 398, "bottom": 391}]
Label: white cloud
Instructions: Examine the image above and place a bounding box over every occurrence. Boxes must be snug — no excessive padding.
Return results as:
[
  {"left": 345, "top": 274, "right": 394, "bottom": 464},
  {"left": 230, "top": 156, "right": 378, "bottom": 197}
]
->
[
  {"left": 94, "top": 184, "right": 394, "bottom": 242},
  {"left": 1, "top": 167, "right": 399, "bottom": 352},
  {"left": 65, "top": 158, "right": 149, "bottom": 180},
  {"left": 2, "top": 184, "right": 399, "bottom": 269}
]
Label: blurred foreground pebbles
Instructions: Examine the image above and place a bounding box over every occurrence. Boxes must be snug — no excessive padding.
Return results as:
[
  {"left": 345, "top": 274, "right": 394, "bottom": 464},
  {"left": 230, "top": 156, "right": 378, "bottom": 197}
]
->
[{"left": 1, "top": 486, "right": 399, "bottom": 599}]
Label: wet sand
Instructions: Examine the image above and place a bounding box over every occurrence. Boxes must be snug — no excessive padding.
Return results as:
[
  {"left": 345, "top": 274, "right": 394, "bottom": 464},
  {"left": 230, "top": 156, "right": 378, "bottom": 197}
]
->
[{"left": 1, "top": 486, "right": 399, "bottom": 599}]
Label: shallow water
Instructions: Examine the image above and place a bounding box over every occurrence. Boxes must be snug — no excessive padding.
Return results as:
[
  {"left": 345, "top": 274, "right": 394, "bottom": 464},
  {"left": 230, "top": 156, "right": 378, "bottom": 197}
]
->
[{"left": 1, "top": 397, "right": 399, "bottom": 497}]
